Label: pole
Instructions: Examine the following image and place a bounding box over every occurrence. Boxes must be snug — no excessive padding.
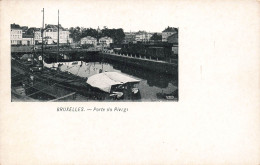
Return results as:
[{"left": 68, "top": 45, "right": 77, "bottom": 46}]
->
[
  {"left": 41, "top": 8, "right": 44, "bottom": 67},
  {"left": 42, "top": 8, "right": 44, "bottom": 59},
  {"left": 57, "top": 9, "right": 59, "bottom": 63},
  {"left": 32, "top": 29, "right": 35, "bottom": 65}
]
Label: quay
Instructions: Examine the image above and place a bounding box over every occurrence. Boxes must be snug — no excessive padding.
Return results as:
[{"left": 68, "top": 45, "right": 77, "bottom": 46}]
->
[{"left": 99, "top": 52, "right": 177, "bottom": 75}]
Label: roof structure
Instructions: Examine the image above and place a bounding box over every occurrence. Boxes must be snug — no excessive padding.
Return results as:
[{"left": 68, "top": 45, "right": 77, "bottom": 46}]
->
[
  {"left": 168, "top": 33, "right": 178, "bottom": 38},
  {"left": 99, "top": 36, "right": 112, "bottom": 40},
  {"left": 87, "top": 72, "right": 140, "bottom": 93},
  {"left": 11, "top": 23, "right": 22, "bottom": 29},
  {"left": 22, "top": 34, "right": 33, "bottom": 38},
  {"left": 81, "top": 36, "right": 97, "bottom": 40},
  {"left": 21, "top": 26, "right": 28, "bottom": 32},
  {"left": 45, "top": 24, "right": 66, "bottom": 31},
  {"left": 136, "top": 30, "right": 147, "bottom": 35}
]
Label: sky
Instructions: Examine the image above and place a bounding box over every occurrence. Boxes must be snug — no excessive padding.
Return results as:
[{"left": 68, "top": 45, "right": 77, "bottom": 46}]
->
[{"left": 3, "top": 0, "right": 181, "bottom": 32}]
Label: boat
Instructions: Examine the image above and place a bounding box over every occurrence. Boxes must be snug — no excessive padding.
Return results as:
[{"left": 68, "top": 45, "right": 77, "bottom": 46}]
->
[
  {"left": 156, "top": 89, "right": 178, "bottom": 100},
  {"left": 86, "top": 72, "right": 141, "bottom": 100}
]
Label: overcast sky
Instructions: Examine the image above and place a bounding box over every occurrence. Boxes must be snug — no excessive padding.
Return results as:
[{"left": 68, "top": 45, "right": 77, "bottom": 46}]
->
[{"left": 4, "top": 0, "right": 181, "bottom": 32}]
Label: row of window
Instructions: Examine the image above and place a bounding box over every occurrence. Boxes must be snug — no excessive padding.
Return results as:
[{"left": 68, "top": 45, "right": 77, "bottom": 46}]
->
[
  {"left": 11, "top": 35, "right": 22, "bottom": 38},
  {"left": 11, "top": 40, "right": 21, "bottom": 44},
  {"left": 163, "top": 32, "right": 175, "bottom": 35},
  {"left": 11, "top": 30, "right": 22, "bottom": 34}
]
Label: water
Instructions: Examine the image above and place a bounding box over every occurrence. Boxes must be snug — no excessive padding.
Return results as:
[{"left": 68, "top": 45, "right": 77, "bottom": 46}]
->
[{"left": 44, "top": 60, "right": 178, "bottom": 101}]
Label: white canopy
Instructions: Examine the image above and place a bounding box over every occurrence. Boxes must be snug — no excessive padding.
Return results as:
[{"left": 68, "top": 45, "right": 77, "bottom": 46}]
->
[{"left": 86, "top": 72, "right": 140, "bottom": 93}]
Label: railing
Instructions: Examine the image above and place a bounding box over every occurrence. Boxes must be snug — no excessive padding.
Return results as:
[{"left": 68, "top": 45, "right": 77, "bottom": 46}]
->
[{"left": 101, "top": 51, "right": 177, "bottom": 64}]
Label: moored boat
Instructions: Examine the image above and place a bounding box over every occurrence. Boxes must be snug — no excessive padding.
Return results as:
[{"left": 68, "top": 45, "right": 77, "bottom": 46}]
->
[{"left": 86, "top": 72, "right": 141, "bottom": 100}]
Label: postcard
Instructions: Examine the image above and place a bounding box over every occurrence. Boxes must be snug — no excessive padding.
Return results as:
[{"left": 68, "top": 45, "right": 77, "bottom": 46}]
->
[{"left": 0, "top": 0, "right": 259, "bottom": 164}]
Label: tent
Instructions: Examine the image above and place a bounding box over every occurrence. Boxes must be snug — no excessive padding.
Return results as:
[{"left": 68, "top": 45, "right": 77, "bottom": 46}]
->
[{"left": 86, "top": 72, "right": 140, "bottom": 93}]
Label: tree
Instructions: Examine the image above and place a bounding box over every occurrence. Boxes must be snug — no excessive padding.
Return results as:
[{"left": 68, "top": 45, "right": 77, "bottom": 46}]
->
[
  {"left": 150, "top": 33, "right": 162, "bottom": 41},
  {"left": 69, "top": 26, "right": 125, "bottom": 44},
  {"left": 69, "top": 26, "right": 81, "bottom": 42}
]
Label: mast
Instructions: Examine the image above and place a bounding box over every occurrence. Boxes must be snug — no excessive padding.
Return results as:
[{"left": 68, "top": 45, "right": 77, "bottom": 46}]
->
[
  {"left": 57, "top": 9, "right": 59, "bottom": 63},
  {"left": 32, "top": 29, "right": 35, "bottom": 65},
  {"left": 41, "top": 8, "right": 44, "bottom": 62}
]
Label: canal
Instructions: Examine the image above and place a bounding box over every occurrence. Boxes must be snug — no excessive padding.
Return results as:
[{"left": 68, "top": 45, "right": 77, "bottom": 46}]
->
[{"left": 43, "top": 59, "right": 178, "bottom": 101}]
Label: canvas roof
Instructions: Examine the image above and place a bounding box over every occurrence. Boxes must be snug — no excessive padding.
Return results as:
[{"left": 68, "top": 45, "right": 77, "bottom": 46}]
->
[{"left": 86, "top": 72, "right": 140, "bottom": 93}]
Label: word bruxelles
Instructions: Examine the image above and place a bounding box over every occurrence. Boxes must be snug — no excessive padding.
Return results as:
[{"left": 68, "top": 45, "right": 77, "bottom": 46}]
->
[
  {"left": 57, "top": 107, "right": 84, "bottom": 112},
  {"left": 57, "top": 107, "right": 128, "bottom": 112}
]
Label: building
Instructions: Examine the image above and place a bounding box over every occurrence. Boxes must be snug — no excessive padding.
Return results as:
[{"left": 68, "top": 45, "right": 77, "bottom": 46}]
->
[
  {"left": 167, "top": 33, "right": 178, "bottom": 44},
  {"left": 21, "top": 26, "right": 28, "bottom": 35},
  {"left": 44, "top": 24, "right": 71, "bottom": 44},
  {"left": 123, "top": 32, "right": 136, "bottom": 44},
  {"left": 135, "top": 31, "right": 152, "bottom": 42},
  {"left": 21, "top": 34, "right": 34, "bottom": 45},
  {"left": 80, "top": 36, "right": 97, "bottom": 46},
  {"left": 99, "top": 36, "right": 113, "bottom": 47},
  {"left": 162, "top": 26, "right": 178, "bottom": 42},
  {"left": 34, "top": 29, "right": 42, "bottom": 44},
  {"left": 10, "top": 23, "right": 22, "bottom": 45},
  {"left": 24, "top": 27, "right": 42, "bottom": 44}
]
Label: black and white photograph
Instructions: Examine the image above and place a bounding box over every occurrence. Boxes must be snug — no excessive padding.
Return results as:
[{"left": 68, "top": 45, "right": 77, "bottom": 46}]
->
[{"left": 11, "top": 3, "right": 178, "bottom": 102}]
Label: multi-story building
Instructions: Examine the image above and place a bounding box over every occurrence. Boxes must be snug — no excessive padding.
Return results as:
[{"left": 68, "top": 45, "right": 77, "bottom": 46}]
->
[
  {"left": 22, "top": 34, "right": 34, "bottom": 45},
  {"left": 44, "top": 24, "right": 71, "bottom": 44},
  {"left": 10, "top": 24, "right": 22, "bottom": 45},
  {"left": 167, "top": 33, "right": 178, "bottom": 44},
  {"left": 162, "top": 26, "right": 178, "bottom": 42},
  {"left": 135, "top": 31, "right": 152, "bottom": 42},
  {"left": 34, "top": 29, "right": 42, "bottom": 44},
  {"left": 123, "top": 32, "right": 136, "bottom": 44},
  {"left": 80, "top": 36, "right": 97, "bottom": 46},
  {"left": 99, "top": 36, "right": 113, "bottom": 47},
  {"left": 25, "top": 27, "right": 42, "bottom": 44}
]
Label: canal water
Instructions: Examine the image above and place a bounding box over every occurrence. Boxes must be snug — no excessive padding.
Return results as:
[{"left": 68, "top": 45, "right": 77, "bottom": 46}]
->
[{"left": 43, "top": 60, "right": 178, "bottom": 101}]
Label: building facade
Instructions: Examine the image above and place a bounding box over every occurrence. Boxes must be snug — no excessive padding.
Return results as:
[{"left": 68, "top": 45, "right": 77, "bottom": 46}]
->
[
  {"left": 11, "top": 24, "right": 22, "bottom": 45},
  {"left": 34, "top": 30, "right": 42, "bottom": 44},
  {"left": 44, "top": 24, "right": 71, "bottom": 44},
  {"left": 80, "top": 36, "right": 97, "bottom": 46},
  {"left": 99, "top": 36, "right": 113, "bottom": 47},
  {"left": 123, "top": 32, "right": 136, "bottom": 44},
  {"left": 167, "top": 33, "right": 178, "bottom": 44},
  {"left": 162, "top": 26, "right": 178, "bottom": 42},
  {"left": 135, "top": 31, "right": 152, "bottom": 42},
  {"left": 21, "top": 34, "right": 34, "bottom": 45}
]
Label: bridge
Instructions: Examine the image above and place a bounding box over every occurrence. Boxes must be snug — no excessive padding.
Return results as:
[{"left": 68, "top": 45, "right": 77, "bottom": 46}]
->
[{"left": 11, "top": 46, "right": 178, "bottom": 75}]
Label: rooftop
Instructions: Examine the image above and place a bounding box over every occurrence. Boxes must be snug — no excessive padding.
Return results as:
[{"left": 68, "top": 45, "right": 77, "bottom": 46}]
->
[
  {"left": 22, "top": 34, "right": 33, "bottom": 38},
  {"left": 45, "top": 24, "right": 66, "bottom": 31},
  {"left": 11, "top": 23, "right": 21, "bottom": 29},
  {"left": 100, "top": 36, "right": 112, "bottom": 40},
  {"left": 81, "top": 36, "right": 97, "bottom": 40}
]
